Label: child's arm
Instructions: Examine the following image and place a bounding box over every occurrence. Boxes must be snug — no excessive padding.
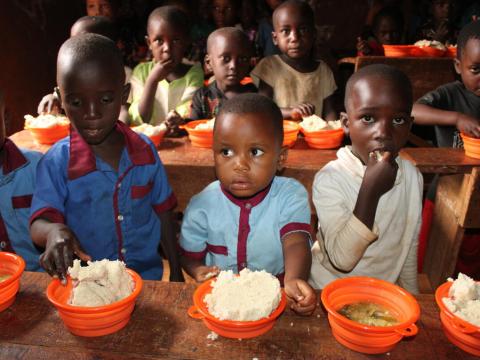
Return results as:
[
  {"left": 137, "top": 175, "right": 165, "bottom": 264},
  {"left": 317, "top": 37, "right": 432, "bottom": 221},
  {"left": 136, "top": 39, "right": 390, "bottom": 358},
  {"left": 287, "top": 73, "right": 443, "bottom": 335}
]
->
[
  {"left": 283, "top": 232, "right": 317, "bottom": 316},
  {"left": 180, "top": 256, "right": 219, "bottom": 282},
  {"left": 413, "top": 103, "right": 480, "bottom": 138},
  {"left": 158, "top": 210, "right": 184, "bottom": 282},
  {"left": 322, "top": 94, "right": 338, "bottom": 121},
  {"left": 37, "top": 92, "right": 61, "bottom": 115},
  {"left": 30, "top": 219, "right": 91, "bottom": 281},
  {"left": 397, "top": 217, "right": 420, "bottom": 294}
]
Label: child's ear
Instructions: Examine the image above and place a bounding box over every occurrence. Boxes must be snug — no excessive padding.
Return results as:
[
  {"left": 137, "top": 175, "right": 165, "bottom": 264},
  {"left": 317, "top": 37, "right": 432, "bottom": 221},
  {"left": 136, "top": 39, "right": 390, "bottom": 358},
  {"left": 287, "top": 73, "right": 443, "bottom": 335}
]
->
[
  {"left": 204, "top": 54, "right": 212, "bottom": 73},
  {"left": 145, "top": 35, "right": 151, "bottom": 49},
  {"left": 454, "top": 58, "right": 461, "bottom": 75},
  {"left": 277, "top": 146, "right": 288, "bottom": 171},
  {"left": 121, "top": 83, "right": 131, "bottom": 105},
  {"left": 272, "top": 31, "right": 278, "bottom": 46},
  {"left": 340, "top": 111, "right": 349, "bottom": 137}
]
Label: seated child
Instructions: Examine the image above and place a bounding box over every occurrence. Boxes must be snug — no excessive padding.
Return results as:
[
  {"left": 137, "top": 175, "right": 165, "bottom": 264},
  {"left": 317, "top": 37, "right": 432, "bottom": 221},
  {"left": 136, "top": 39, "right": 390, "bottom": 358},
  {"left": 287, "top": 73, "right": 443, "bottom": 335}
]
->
[
  {"left": 256, "top": 0, "right": 283, "bottom": 57},
  {"left": 180, "top": 93, "right": 316, "bottom": 315},
  {"left": 413, "top": 20, "right": 480, "bottom": 148},
  {"left": 128, "top": 6, "right": 204, "bottom": 131},
  {"left": 211, "top": 0, "right": 240, "bottom": 28},
  {"left": 411, "top": 0, "right": 457, "bottom": 45},
  {"left": 309, "top": 64, "right": 422, "bottom": 294},
  {"left": 251, "top": 0, "right": 337, "bottom": 120},
  {"left": 357, "top": 6, "right": 404, "bottom": 56},
  {"left": 0, "top": 90, "right": 43, "bottom": 271},
  {"left": 190, "top": 27, "right": 257, "bottom": 120},
  {"left": 29, "top": 34, "right": 183, "bottom": 282}
]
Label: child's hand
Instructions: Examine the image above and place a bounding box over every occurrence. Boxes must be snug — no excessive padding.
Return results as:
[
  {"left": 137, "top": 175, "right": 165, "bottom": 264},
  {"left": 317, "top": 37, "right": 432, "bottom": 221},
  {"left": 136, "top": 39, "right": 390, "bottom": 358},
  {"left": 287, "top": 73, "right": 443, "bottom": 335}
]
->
[
  {"left": 284, "top": 278, "right": 317, "bottom": 316},
  {"left": 291, "top": 103, "right": 315, "bottom": 119},
  {"left": 456, "top": 113, "right": 480, "bottom": 138},
  {"left": 40, "top": 224, "right": 91, "bottom": 284},
  {"left": 37, "top": 93, "right": 61, "bottom": 115},
  {"left": 356, "top": 37, "right": 372, "bottom": 55},
  {"left": 192, "top": 265, "right": 220, "bottom": 282},
  {"left": 150, "top": 58, "right": 175, "bottom": 82},
  {"left": 165, "top": 110, "right": 185, "bottom": 136},
  {"left": 363, "top": 151, "right": 398, "bottom": 199}
]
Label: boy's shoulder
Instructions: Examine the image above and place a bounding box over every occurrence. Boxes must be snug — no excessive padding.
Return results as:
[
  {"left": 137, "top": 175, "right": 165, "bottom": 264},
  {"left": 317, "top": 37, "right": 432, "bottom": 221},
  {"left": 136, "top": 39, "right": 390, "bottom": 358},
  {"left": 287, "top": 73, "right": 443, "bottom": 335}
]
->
[
  {"left": 270, "top": 176, "right": 308, "bottom": 199},
  {"left": 131, "top": 61, "right": 155, "bottom": 80},
  {"left": 187, "top": 180, "right": 222, "bottom": 208}
]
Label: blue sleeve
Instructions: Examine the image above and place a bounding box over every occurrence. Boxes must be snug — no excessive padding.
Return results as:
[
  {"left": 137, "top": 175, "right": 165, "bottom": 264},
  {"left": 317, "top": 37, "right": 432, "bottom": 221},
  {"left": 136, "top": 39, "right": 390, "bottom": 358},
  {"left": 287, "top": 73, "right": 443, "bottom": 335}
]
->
[
  {"left": 179, "top": 195, "right": 208, "bottom": 259},
  {"left": 278, "top": 179, "right": 312, "bottom": 241}
]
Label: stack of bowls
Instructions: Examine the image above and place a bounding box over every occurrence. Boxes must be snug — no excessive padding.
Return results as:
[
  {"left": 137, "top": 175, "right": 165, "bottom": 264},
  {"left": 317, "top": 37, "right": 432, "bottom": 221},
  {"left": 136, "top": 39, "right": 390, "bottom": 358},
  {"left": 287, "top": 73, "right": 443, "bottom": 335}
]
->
[
  {"left": 383, "top": 45, "right": 416, "bottom": 57},
  {"left": 0, "top": 252, "right": 25, "bottom": 312},
  {"left": 283, "top": 120, "right": 300, "bottom": 148},
  {"left": 461, "top": 133, "right": 480, "bottom": 159}
]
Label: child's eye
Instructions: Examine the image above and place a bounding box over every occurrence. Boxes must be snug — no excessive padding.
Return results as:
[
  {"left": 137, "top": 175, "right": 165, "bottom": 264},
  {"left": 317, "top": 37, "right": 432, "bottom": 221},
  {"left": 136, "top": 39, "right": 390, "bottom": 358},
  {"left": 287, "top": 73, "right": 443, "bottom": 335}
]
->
[
  {"left": 101, "top": 95, "right": 113, "bottom": 104},
  {"left": 251, "top": 148, "right": 264, "bottom": 157},
  {"left": 470, "top": 67, "right": 480, "bottom": 74},
  {"left": 281, "top": 29, "right": 290, "bottom": 35},
  {"left": 240, "top": 56, "right": 250, "bottom": 63},
  {"left": 69, "top": 99, "right": 82, "bottom": 107},
  {"left": 361, "top": 115, "right": 374, "bottom": 124},
  {"left": 392, "top": 117, "right": 406, "bottom": 125},
  {"left": 221, "top": 148, "right": 233, "bottom": 157},
  {"left": 222, "top": 56, "right": 231, "bottom": 63}
]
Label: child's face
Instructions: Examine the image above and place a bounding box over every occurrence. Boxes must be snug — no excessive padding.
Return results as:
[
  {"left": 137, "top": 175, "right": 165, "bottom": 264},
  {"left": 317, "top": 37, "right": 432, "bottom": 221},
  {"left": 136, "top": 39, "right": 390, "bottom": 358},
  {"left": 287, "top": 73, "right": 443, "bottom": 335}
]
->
[
  {"left": 58, "top": 61, "right": 128, "bottom": 145},
  {"left": 212, "top": 0, "right": 237, "bottom": 28},
  {"left": 455, "top": 38, "right": 480, "bottom": 96},
  {"left": 266, "top": 0, "right": 283, "bottom": 11},
  {"left": 374, "top": 17, "right": 401, "bottom": 45},
  {"left": 344, "top": 76, "right": 412, "bottom": 164},
  {"left": 147, "top": 17, "right": 189, "bottom": 65},
  {"left": 272, "top": 5, "right": 314, "bottom": 60},
  {"left": 206, "top": 34, "right": 251, "bottom": 90},
  {"left": 432, "top": 0, "right": 452, "bottom": 23},
  {"left": 213, "top": 112, "right": 286, "bottom": 198},
  {"left": 86, "top": 0, "right": 116, "bottom": 19}
]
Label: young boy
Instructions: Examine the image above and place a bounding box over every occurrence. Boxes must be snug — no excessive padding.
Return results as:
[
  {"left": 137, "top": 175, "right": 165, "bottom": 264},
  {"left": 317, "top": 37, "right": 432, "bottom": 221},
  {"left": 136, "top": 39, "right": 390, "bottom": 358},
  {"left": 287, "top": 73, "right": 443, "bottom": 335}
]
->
[
  {"left": 180, "top": 93, "right": 316, "bottom": 315},
  {"left": 29, "top": 34, "right": 183, "bottom": 282},
  {"left": 251, "top": 0, "right": 337, "bottom": 120},
  {"left": 0, "top": 90, "right": 43, "bottom": 271},
  {"left": 190, "top": 27, "right": 256, "bottom": 120},
  {"left": 309, "top": 64, "right": 422, "bottom": 294},
  {"left": 413, "top": 20, "right": 480, "bottom": 147},
  {"left": 128, "top": 6, "right": 204, "bottom": 130}
]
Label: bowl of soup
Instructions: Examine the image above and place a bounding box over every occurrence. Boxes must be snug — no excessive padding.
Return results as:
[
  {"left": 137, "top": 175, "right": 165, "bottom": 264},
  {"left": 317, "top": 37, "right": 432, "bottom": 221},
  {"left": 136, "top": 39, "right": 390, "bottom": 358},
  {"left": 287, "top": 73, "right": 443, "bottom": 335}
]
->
[
  {"left": 0, "top": 252, "right": 26, "bottom": 312},
  {"left": 321, "top": 276, "right": 420, "bottom": 354}
]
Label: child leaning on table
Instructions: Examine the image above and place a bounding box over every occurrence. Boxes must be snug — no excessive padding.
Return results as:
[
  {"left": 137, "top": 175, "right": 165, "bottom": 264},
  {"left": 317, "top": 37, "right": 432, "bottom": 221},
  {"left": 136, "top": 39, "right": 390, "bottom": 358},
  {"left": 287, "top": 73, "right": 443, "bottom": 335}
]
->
[
  {"left": 0, "top": 90, "right": 43, "bottom": 271},
  {"left": 309, "top": 64, "right": 423, "bottom": 294},
  {"left": 29, "top": 34, "right": 183, "bottom": 282},
  {"left": 189, "top": 27, "right": 257, "bottom": 120},
  {"left": 251, "top": 0, "right": 337, "bottom": 120},
  {"left": 128, "top": 6, "right": 204, "bottom": 132},
  {"left": 180, "top": 93, "right": 316, "bottom": 315}
]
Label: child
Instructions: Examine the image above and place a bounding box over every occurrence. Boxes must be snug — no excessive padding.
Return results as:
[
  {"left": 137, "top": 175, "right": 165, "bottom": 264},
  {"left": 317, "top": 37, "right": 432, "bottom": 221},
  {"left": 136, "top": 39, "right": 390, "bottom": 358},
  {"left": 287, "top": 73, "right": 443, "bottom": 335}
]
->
[
  {"left": 413, "top": 20, "right": 480, "bottom": 148},
  {"left": 309, "top": 64, "right": 422, "bottom": 294},
  {"left": 29, "top": 34, "right": 183, "bottom": 282},
  {"left": 0, "top": 90, "right": 43, "bottom": 271},
  {"left": 180, "top": 93, "right": 316, "bottom": 315},
  {"left": 211, "top": 0, "right": 239, "bottom": 28},
  {"left": 251, "top": 0, "right": 337, "bottom": 120},
  {"left": 256, "top": 0, "right": 283, "bottom": 57},
  {"left": 357, "top": 6, "right": 404, "bottom": 56},
  {"left": 190, "top": 27, "right": 257, "bottom": 120},
  {"left": 128, "top": 6, "right": 204, "bottom": 130},
  {"left": 411, "top": 0, "right": 457, "bottom": 45}
]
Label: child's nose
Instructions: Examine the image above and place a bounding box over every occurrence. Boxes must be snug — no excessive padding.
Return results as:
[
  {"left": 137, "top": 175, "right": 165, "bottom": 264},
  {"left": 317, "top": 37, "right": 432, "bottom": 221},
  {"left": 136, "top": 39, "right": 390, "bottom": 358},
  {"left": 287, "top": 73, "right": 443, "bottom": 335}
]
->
[
  {"left": 234, "top": 155, "right": 249, "bottom": 171},
  {"left": 289, "top": 30, "right": 299, "bottom": 42},
  {"left": 374, "top": 120, "right": 392, "bottom": 140},
  {"left": 86, "top": 102, "right": 100, "bottom": 119}
]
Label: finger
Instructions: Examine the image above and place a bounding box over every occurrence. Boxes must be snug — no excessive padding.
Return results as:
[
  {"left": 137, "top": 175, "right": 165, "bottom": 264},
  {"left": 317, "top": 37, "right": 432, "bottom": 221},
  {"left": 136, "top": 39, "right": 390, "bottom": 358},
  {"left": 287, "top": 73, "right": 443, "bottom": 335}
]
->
[
  {"left": 52, "top": 246, "right": 67, "bottom": 281},
  {"left": 37, "top": 101, "right": 46, "bottom": 115},
  {"left": 382, "top": 151, "right": 394, "bottom": 163},
  {"left": 63, "top": 245, "right": 74, "bottom": 272},
  {"left": 72, "top": 241, "right": 92, "bottom": 262},
  {"left": 306, "top": 104, "right": 315, "bottom": 115},
  {"left": 40, "top": 253, "right": 57, "bottom": 277},
  {"left": 296, "top": 281, "right": 317, "bottom": 306},
  {"left": 47, "top": 100, "right": 53, "bottom": 114}
]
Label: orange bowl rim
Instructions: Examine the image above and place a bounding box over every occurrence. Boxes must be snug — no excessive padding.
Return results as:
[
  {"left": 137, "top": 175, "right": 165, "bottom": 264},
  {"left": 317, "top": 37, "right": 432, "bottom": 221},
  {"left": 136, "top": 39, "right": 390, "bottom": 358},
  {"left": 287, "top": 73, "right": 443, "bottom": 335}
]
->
[
  {"left": 46, "top": 268, "right": 143, "bottom": 313},
  {"left": 320, "top": 276, "right": 420, "bottom": 332},
  {"left": 299, "top": 125, "right": 344, "bottom": 136},
  {"left": 0, "top": 252, "right": 26, "bottom": 287},
  {"left": 24, "top": 122, "right": 70, "bottom": 130},
  {"left": 181, "top": 119, "right": 214, "bottom": 133}
]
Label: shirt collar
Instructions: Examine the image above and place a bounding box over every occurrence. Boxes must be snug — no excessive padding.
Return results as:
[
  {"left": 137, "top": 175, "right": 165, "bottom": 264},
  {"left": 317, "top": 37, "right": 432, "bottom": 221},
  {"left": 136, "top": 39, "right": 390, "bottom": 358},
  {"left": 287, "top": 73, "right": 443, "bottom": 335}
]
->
[
  {"left": 0, "top": 138, "right": 28, "bottom": 175},
  {"left": 68, "top": 121, "right": 156, "bottom": 180},
  {"left": 220, "top": 182, "right": 272, "bottom": 208}
]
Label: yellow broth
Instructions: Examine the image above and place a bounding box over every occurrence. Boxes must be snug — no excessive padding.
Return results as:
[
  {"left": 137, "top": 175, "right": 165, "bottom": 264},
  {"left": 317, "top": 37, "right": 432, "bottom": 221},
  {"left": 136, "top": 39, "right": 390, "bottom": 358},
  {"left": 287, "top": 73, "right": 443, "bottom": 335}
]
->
[{"left": 338, "top": 302, "right": 399, "bottom": 327}]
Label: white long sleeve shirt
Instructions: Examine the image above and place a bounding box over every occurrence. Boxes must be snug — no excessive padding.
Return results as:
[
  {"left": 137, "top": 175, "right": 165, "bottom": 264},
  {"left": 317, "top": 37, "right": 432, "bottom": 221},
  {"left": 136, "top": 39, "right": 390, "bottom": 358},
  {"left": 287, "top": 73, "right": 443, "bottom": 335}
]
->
[{"left": 308, "top": 146, "right": 423, "bottom": 294}]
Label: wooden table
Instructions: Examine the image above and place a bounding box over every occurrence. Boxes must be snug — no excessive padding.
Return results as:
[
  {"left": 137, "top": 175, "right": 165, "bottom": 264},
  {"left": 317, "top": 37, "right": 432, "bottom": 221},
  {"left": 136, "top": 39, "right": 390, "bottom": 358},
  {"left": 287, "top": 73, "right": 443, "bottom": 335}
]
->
[{"left": 0, "top": 272, "right": 477, "bottom": 360}]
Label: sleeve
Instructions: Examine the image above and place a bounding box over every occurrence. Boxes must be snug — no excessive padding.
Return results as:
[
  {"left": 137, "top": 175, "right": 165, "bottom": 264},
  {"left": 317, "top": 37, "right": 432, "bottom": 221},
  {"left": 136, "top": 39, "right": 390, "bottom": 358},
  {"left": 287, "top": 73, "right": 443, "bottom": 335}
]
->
[
  {"left": 189, "top": 87, "right": 205, "bottom": 120},
  {"left": 29, "top": 149, "right": 68, "bottom": 224},
  {"left": 313, "top": 169, "right": 378, "bottom": 272},
  {"left": 278, "top": 180, "right": 312, "bottom": 242},
  {"left": 175, "top": 64, "right": 205, "bottom": 118},
  {"left": 250, "top": 57, "right": 274, "bottom": 88},
  {"left": 321, "top": 62, "right": 337, "bottom": 99},
  {"left": 179, "top": 196, "right": 208, "bottom": 260},
  {"left": 149, "top": 142, "right": 177, "bottom": 214},
  {"left": 416, "top": 85, "right": 448, "bottom": 108},
  {"left": 128, "top": 63, "right": 149, "bottom": 126}
]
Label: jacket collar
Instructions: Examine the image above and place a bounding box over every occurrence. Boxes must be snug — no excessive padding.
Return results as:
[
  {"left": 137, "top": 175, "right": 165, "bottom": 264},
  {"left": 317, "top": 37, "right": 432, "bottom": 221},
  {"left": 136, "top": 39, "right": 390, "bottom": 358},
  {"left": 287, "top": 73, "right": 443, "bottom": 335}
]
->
[
  {"left": 1, "top": 138, "right": 28, "bottom": 175},
  {"left": 220, "top": 182, "right": 272, "bottom": 208}
]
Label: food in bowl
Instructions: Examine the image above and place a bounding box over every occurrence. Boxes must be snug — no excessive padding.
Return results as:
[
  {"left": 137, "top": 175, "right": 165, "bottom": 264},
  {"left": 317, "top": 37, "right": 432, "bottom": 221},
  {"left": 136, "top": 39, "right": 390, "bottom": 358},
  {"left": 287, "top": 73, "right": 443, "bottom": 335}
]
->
[
  {"left": 195, "top": 118, "right": 215, "bottom": 130},
  {"left": 68, "top": 259, "right": 134, "bottom": 307},
  {"left": 414, "top": 39, "right": 447, "bottom": 50},
  {"left": 204, "top": 269, "right": 281, "bottom": 321},
  {"left": 338, "top": 301, "right": 399, "bottom": 327},
  {"left": 442, "top": 273, "right": 480, "bottom": 327},
  {"left": 300, "top": 115, "right": 341, "bottom": 132},
  {"left": 24, "top": 114, "right": 69, "bottom": 128},
  {"left": 132, "top": 123, "right": 167, "bottom": 137},
  {"left": 0, "top": 274, "right": 11, "bottom": 283}
]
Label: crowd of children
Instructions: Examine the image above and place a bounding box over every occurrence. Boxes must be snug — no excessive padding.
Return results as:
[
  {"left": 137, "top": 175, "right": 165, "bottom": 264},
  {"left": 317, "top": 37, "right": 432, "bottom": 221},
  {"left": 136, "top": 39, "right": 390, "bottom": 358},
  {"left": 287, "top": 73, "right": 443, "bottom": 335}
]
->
[{"left": 2, "top": 0, "right": 480, "bottom": 319}]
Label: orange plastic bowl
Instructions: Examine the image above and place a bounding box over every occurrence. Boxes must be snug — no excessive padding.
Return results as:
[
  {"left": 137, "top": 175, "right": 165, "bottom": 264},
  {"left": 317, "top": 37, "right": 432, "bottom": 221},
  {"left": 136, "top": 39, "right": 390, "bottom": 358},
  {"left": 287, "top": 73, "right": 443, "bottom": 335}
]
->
[
  {"left": 460, "top": 133, "right": 480, "bottom": 159},
  {"left": 181, "top": 120, "right": 214, "bottom": 148},
  {"left": 0, "top": 252, "right": 25, "bottom": 312},
  {"left": 25, "top": 123, "right": 70, "bottom": 145},
  {"left": 283, "top": 120, "right": 300, "bottom": 147},
  {"left": 321, "top": 277, "right": 420, "bottom": 354},
  {"left": 435, "top": 281, "right": 480, "bottom": 356},
  {"left": 46, "top": 269, "right": 143, "bottom": 337},
  {"left": 413, "top": 46, "right": 446, "bottom": 57},
  {"left": 383, "top": 45, "right": 416, "bottom": 57},
  {"left": 300, "top": 126, "right": 344, "bottom": 149},
  {"left": 188, "top": 278, "right": 287, "bottom": 339}
]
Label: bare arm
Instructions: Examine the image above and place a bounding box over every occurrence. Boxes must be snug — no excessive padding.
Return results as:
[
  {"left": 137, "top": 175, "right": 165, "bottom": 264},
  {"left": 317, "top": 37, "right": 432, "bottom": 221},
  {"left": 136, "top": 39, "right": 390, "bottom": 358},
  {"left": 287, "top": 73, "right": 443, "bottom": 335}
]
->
[
  {"left": 158, "top": 210, "right": 184, "bottom": 282},
  {"left": 180, "top": 255, "right": 219, "bottom": 282},
  {"left": 322, "top": 94, "right": 338, "bottom": 121}
]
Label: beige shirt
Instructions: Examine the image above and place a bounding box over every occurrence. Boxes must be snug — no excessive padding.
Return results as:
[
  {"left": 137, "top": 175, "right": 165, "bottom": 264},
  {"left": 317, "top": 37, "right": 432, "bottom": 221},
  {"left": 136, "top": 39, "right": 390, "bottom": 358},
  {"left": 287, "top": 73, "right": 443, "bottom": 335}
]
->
[
  {"left": 308, "top": 146, "right": 422, "bottom": 294},
  {"left": 251, "top": 55, "right": 337, "bottom": 117}
]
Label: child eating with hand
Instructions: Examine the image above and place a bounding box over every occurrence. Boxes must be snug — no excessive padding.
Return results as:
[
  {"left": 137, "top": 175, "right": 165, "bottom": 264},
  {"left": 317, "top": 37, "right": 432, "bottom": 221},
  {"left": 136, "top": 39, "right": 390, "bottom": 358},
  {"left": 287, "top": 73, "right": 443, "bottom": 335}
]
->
[
  {"left": 180, "top": 93, "right": 316, "bottom": 315},
  {"left": 251, "top": 0, "right": 337, "bottom": 120},
  {"left": 309, "top": 64, "right": 423, "bottom": 294},
  {"left": 30, "top": 34, "right": 182, "bottom": 281}
]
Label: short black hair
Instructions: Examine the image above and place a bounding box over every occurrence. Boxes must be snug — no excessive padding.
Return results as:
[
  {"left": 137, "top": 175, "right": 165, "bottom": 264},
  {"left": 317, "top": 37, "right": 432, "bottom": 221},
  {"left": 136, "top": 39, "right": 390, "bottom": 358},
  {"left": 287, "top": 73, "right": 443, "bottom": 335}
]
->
[
  {"left": 273, "top": 0, "right": 315, "bottom": 28},
  {"left": 71, "top": 16, "right": 118, "bottom": 41},
  {"left": 372, "top": 6, "right": 404, "bottom": 34},
  {"left": 147, "top": 5, "right": 191, "bottom": 36},
  {"left": 57, "top": 33, "right": 125, "bottom": 86},
  {"left": 457, "top": 20, "right": 480, "bottom": 60},
  {"left": 216, "top": 93, "right": 284, "bottom": 144},
  {"left": 207, "top": 27, "right": 251, "bottom": 53},
  {"left": 345, "top": 64, "right": 412, "bottom": 109}
]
